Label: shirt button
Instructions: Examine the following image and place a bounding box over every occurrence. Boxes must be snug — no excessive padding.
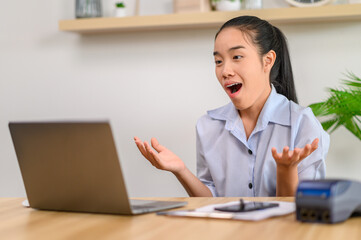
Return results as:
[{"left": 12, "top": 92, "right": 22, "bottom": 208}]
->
[
  {"left": 248, "top": 149, "right": 252, "bottom": 155},
  {"left": 249, "top": 183, "right": 253, "bottom": 189}
]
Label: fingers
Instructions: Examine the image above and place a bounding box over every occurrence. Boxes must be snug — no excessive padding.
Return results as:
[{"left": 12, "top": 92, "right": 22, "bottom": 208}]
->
[
  {"left": 147, "top": 145, "right": 163, "bottom": 168},
  {"left": 134, "top": 137, "right": 160, "bottom": 168},
  {"left": 282, "top": 146, "right": 290, "bottom": 158},
  {"left": 299, "top": 138, "right": 319, "bottom": 160},
  {"left": 299, "top": 144, "right": 311, "bottom": 160},
  {"left": 272, "top": 146, "right": 300, "bottom": 165},
  {"left": 271, "top": 147, "right": 281, "bottom": 161},
  {"left": 290, "top": 148, "right": 301, "bottom": 163},
  {"left": 311, "top": 138, "right": 319, "bottom": 151},
  {"left": 134, "top": 137, "right": 148, "bottom": 158},
  {"left": 272, "top": 138, "right": 320, "bottom": 166},
  {"left": 151, "top": 137, "right": 166, "bottom": 153},
  {"left": 144, "top": 141, "right": 160, "bottom": 168}
]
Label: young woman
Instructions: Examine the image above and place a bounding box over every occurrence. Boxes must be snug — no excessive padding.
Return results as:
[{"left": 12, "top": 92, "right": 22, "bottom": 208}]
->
[{"left": 134, "top": 16, "right": 329, "bottom": 197}]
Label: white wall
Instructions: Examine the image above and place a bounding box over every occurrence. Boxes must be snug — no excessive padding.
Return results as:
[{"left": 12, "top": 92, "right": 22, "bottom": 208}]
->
[{"left": 1, "top": 0, "right": 361, "bottom": 197}]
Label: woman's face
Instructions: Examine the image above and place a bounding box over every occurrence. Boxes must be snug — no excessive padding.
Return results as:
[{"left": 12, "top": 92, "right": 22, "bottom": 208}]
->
[{"left": 213, "top": 27, "right": 273, "bottom": 114}]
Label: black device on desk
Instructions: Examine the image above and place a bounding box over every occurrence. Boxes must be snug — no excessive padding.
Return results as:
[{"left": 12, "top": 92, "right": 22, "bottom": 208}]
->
[
  {"left": 215, "top": 199, "right": 279, "bottom": 212},
  {"left": 295, "top": 179, "right": 361, "bottom": 223}
]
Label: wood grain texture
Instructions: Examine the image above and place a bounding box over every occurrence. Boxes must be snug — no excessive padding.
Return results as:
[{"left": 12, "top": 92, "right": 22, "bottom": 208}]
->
[{"left": 1, "top": 197, "right": 360, "bottom": 240}]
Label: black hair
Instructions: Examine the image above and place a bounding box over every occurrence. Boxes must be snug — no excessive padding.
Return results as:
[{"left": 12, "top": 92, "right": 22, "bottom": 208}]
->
[{"left": 215, "top": 16, "right": 298, "bottom": 103}]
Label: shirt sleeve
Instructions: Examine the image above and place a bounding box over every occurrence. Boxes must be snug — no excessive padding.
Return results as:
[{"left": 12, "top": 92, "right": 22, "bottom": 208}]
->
[
  {"left": 196, "top": 119, "right": 217, "bottom": 197},
  {"left": 293, "top": 107, "right": 330, "bottom": 180}
]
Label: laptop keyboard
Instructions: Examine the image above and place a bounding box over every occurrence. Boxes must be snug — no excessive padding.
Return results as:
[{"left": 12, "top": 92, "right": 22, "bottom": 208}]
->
[{"left": 130, "top": 199, "right": 183, "bottom": 210}]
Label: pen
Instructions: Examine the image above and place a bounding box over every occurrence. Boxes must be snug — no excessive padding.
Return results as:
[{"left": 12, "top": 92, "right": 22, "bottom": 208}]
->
[{"left": 157, "top": 210, "right": 234, "bottom": 219}]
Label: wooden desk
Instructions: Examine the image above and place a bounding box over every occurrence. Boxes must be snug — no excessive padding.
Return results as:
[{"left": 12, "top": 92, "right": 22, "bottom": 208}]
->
[{"left": 1, "top": 197, "right": 360, "bottom": 239}]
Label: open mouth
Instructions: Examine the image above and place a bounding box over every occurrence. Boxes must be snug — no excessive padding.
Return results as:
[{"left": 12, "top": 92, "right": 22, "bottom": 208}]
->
[{"left": 227, "top": 83, "right": 242, "bottom": 94}]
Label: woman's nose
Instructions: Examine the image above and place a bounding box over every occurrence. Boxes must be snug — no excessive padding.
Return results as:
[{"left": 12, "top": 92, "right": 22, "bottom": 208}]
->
[{"left": 221, "top": 62, "right": 235, "bottom": 78}]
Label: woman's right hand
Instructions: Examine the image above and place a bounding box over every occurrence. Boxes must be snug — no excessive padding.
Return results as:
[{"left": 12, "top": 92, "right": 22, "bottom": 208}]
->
[{"left": 134, "top": 137, "right": 186, "bottom": 174}]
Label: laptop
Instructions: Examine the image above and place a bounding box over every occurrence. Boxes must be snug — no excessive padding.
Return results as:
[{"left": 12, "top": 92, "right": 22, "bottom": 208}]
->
[{"left": 9, "top": 121, "right": 187, "bottom": 215}]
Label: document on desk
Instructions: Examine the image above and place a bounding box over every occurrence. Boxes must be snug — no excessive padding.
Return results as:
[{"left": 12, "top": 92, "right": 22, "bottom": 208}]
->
[{"left": 157, "top": 201, "right": 295, "bottom": 221}]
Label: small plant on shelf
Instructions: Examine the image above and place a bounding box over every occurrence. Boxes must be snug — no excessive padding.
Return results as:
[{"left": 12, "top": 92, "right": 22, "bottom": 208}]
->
[
  {"left": 115, "top": 1, "right": 126, "bottom": 17},
  {"left": 115, "top": 2, "right": 125, "bottom": 8}
]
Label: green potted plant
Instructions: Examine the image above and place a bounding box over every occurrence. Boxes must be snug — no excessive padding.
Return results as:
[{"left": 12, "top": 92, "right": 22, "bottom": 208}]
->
[
  {"left": 115, "top": 1, "right": 126, "bottom": 17},
  {"left": 211, "top": 0, "right": 242, "bottom": 11},
  {"left": 309, "top": 72, "right": 361, "bottom": 140}
]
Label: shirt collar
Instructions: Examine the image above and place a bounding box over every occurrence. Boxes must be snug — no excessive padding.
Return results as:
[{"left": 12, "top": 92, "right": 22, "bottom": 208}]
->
[
  {"left": 257, "top": 85, "right": 291, "bottom": 128},
  {"left": 207, "top": 85, "right": 291, "bottom": 131}
]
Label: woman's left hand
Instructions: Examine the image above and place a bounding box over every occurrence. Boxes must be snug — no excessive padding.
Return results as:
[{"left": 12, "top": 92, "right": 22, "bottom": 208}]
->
[{"left": 271, "top": 138, "right": 319, "bottom": 168}]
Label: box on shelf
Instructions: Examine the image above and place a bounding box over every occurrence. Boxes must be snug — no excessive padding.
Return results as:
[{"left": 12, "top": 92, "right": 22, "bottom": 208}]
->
[{"left": 174, "top": 0, "right": 211, "bottom": 13}]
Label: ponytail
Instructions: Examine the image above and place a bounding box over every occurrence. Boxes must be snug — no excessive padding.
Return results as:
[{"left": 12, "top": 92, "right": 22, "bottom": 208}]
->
[
  {"left": 216, "top": 16, "right": 298, "bottom": 103},
  {"left": 271, "top": 26, "right": 298, "bottom": 103}
]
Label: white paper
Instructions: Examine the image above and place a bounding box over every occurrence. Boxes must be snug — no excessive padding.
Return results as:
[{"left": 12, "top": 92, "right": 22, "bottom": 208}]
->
[{"left": 195, "top": 200, "right": 295, "bottom": 221}]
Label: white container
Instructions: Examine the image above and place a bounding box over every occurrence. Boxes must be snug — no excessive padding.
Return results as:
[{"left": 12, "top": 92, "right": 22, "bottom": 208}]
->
[
  {"left": 115, "top": 7, "right": 126, "bottom": 17},
  {"left": 174, "top": 0, "right": 211, "bottom": 13},
  {"left": 244, "top": 0, "right": 262, "bottom": 9},
  {"left": 215, "top": 0, "right": 241, "bottom": 11}
]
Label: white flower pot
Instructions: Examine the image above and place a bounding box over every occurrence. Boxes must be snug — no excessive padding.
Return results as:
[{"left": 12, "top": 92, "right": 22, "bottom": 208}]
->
[
  {"left": 244, "top": 0, "right": 262, "bottom": 9},
  {"left": 216, "top": 0, "right": 241, "bottom": 11},
  {"left": 115, "top": 8, "right": 126, "bottom": 17}
]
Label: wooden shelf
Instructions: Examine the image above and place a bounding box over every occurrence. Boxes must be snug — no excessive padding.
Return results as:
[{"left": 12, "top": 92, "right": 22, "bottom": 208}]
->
[{"left": 59, "top": 4, "right": 361, "bottom": 33}]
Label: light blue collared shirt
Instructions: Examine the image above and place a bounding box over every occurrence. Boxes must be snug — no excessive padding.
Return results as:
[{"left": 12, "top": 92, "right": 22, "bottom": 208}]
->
[{"left": 196, "top": 87, "right": 330, "bottom": 197}]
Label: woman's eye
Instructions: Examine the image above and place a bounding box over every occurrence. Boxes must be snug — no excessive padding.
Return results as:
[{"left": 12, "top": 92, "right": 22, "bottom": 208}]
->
[
  {"left": 233, "top": 55, "right": 242, "bottom": 60},
  {"left": 215, "top": 60, "right": 222, "bottom": 65}
]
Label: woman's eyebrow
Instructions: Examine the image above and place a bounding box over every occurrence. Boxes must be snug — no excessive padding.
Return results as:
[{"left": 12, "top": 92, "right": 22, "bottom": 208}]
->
[
  {"left": 229, "top": 45, "right": 245, "bottom": 51},
  {"left": 213, "top": 45, "right": 245, "bottom": 56}
]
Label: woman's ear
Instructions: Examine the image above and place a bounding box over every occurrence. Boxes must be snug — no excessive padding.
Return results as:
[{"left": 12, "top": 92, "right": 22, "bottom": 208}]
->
[{"left": 263, "top": 50, "right": 276, "bottom": 73}]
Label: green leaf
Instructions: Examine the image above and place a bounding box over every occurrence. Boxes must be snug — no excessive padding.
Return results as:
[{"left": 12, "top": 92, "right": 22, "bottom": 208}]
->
[
  {"left": 343, "top": 118, "right": 361, "bottom": 141},
  {"left": 320, "top": 118, "right": 338, "bottom": 131},
  {"left": 115, "top": 2, "right": 125, "bottom": 8},
  {"left": 342, "top": 72, "right": 361, "bottom": 88},
  {"left": 309, "top": 102, "right": 328, "bottom": 116},
  {"left": 308, "top": 71, "right": 361, "bottom": 141}
]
